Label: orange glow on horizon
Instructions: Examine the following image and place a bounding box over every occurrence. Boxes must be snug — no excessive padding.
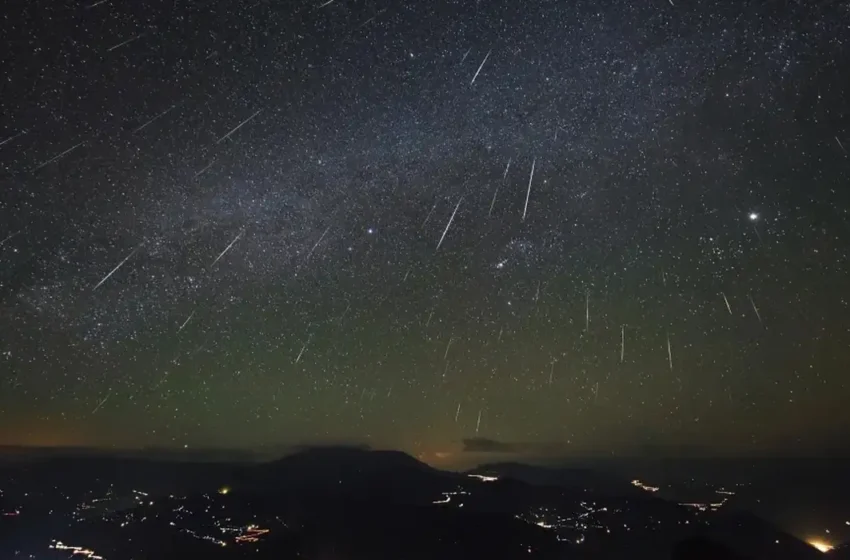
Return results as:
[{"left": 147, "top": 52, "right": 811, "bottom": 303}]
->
[
  {"left": 808, "top": 539, "right": 834, "bottom": 553},
  {"left": 0, "top": 415, "right": 111, "bottom": 449}
]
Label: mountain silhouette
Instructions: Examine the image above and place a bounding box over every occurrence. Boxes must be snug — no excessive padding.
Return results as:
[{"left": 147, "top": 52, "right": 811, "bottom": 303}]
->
[
  {"left": 227, "top": 446, "right": 460, "bottom": 503},
  {"left": 0, "top": 446, "right": 830, "bottom": 560}
]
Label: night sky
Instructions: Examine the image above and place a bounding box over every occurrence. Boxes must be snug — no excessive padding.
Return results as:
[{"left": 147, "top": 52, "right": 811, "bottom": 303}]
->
[{"left": 1, "top": 0, "right": 849, "bottom": 461}]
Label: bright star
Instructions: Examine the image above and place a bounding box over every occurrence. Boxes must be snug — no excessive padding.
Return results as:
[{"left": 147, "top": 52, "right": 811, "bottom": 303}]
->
[{"left": 748, "top": 212, "right": 759, "bottom": 221}]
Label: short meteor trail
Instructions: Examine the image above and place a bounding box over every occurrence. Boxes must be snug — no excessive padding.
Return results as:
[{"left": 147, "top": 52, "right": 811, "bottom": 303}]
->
[
  {"left": 502, "top": 158, "right": 512, "bottom": 180},
  {"left": 488, "top": 184, "right": 500, "bottom": 217},
  {"left": 92, "top": 243, "right": 143, "bottom": 290},
  {"left": 295, "top": 335, "right": 312, "bottom": 364},
  {"left": 133, "top": 104, "right": 178, "bottom": 133},
  {"left": 666, "top": 333, "right": 673, "bottom": 371},
  {"left": 0, "top": 230, "right": 21, "bottom": 247},
  {"left": 194, "top": 161, "right": 214, "bottom": 178},
  {"left": 436, "top": 196, "right": 462, "bottom": 250},
  {"left": 304, "top": 225, "right": 331, "bottom": 262},
  {"left": 422, "top": 199, "right": 439, "bottom": 229},
  {"left": 0, "top": 130, "right": 26, "bottom": 149},
  {"left": 216, "top": 109, "right": 262, "bottom": 144},
  {"left": 489, "top": 158, "right": 512, "bottom": 217},
  {"left": 721, "top": 292, "right": 732, "bottom": 315},
  {"left": 522, "top": 158, "right": 535, "bottom": 221},
  {"left": 749, "top": 294, "right": 763, "bottom": 325},
  {"left": 178, "top": 311, "right": 195, "bottom": 332},
  {"left": 107, "top": 33, "right": 145, "bottom": 52},
  {"left": 92, "top": 391, "right": 111, "bottom": 414},
  {"left": 620, "top": 325, "right": 625, "bottom": 363}
]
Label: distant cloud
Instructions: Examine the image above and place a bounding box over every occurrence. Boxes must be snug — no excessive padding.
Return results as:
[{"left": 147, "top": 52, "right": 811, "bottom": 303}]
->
[{"left": 462, "top": 438, "right": 529, "bottom": 453}]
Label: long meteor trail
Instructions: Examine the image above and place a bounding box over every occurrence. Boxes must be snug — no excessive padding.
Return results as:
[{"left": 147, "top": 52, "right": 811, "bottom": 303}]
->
[
  {"left": 210, "top": 230, "right": 244, "bottom": 268},
  {"left": 470, "top": 49, "right": 491, "bottom": 84},
  {"left": 34, "top": 142, "right": 84, "bottom": 171},
  {"left": 93, "top": 243, "right": 143, "bottom": 290}
]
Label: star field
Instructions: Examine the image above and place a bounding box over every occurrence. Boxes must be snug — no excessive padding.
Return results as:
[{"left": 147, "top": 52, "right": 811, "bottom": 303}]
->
[{"left": 1, "top": 0, "right": 849, "bottom": 459}]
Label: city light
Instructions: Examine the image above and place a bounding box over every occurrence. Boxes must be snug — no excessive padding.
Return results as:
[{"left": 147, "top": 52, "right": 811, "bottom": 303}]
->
[
  {"left": 808, "top": 539, "right": 834, "bottom": 553},
  {"left": 235, "top": 525, "right": 270, "bottom": 543},
  {"left": 468, "top": 474, "right": 499, "bottom": 482},
  {"left": 631, "top": 479, "right": 660, "bottom": 493},
  {"left": 50, "top": 541, "right": 105, "bottom": 560}
]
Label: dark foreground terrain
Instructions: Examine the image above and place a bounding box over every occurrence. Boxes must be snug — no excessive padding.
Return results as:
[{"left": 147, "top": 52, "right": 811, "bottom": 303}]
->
[{"left": 0, "top": 446, "right": 842, "bottom": 559}]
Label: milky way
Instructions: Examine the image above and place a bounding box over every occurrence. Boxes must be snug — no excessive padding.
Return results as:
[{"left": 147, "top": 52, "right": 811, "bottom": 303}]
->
[{"left": 1, "top": 0, "right": 848, "bottom": 459}]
